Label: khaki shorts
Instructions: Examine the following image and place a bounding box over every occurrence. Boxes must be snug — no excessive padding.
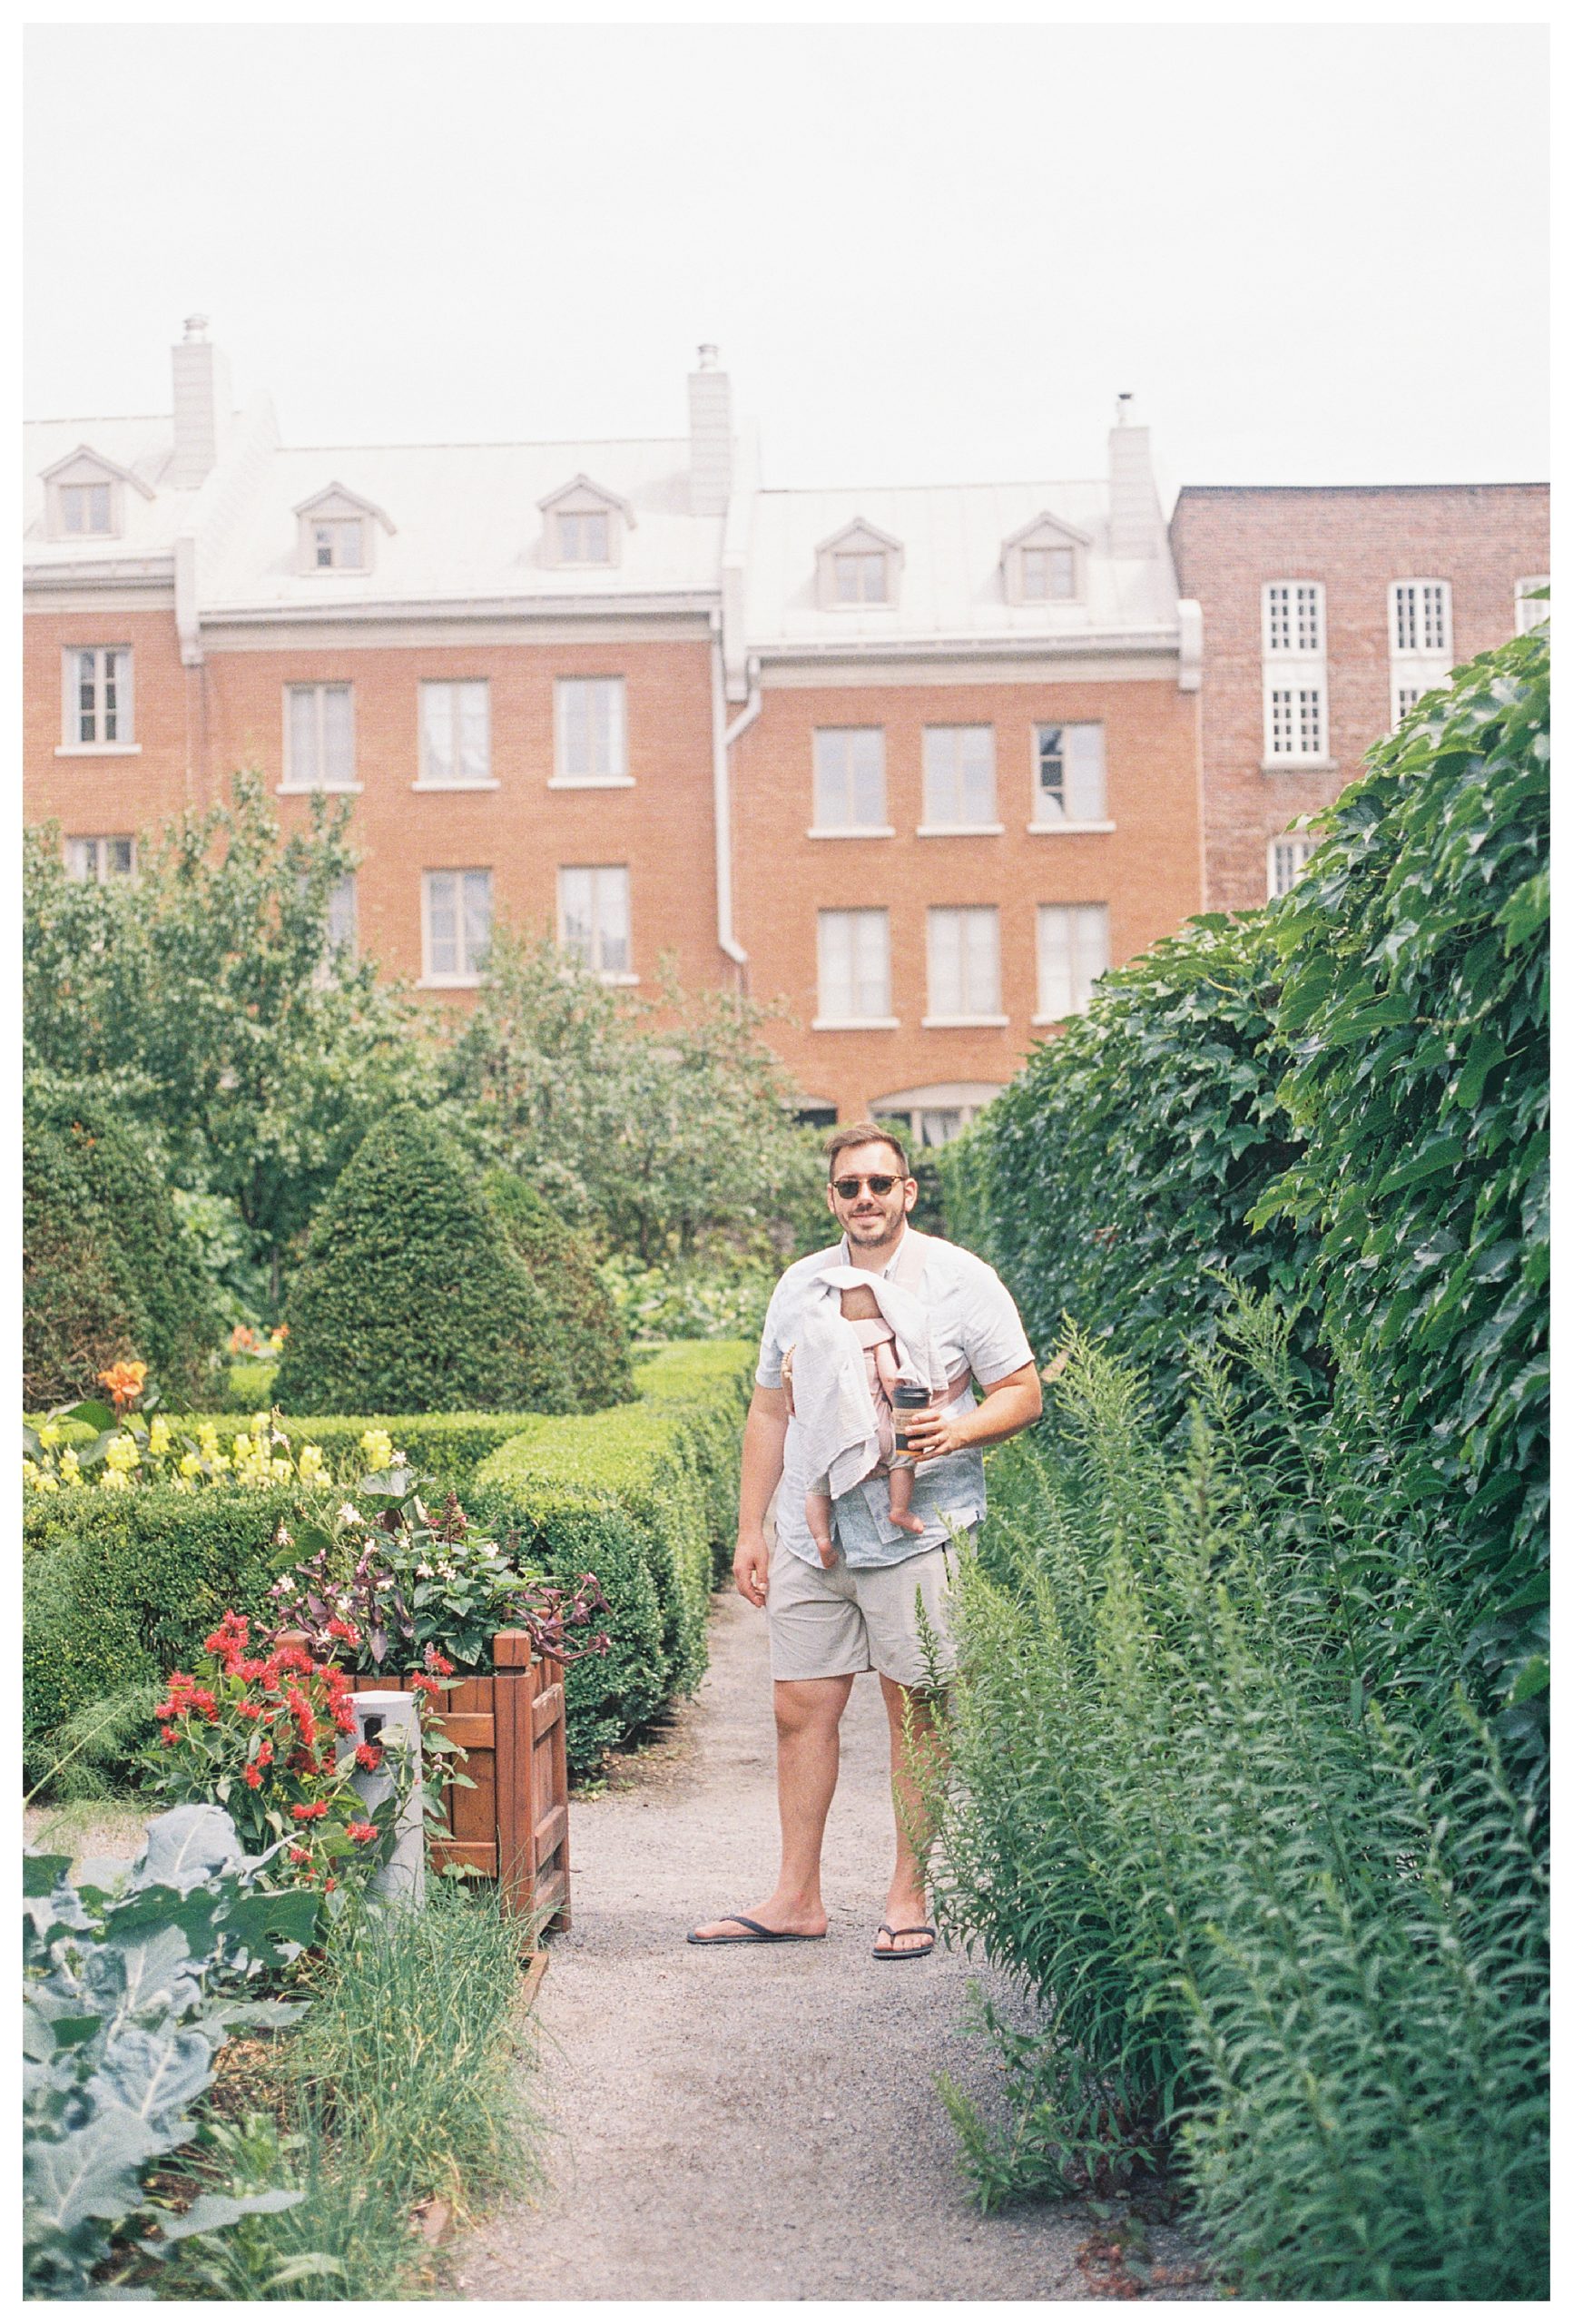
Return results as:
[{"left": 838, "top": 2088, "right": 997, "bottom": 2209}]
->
[{"left": 765, "top": 1527, "right": 976, "bottom": 1689}]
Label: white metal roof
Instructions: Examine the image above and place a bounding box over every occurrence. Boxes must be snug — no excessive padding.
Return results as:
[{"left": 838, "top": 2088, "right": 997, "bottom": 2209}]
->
[
  {"left": 22, "top": 415, "right": 198, "bottom": 568},
  {"left": 198, "top": 438, "right": 723, "bottom": 612},
  {"left": 742, "top": 478, "right": 1180, "bottom": 650}
]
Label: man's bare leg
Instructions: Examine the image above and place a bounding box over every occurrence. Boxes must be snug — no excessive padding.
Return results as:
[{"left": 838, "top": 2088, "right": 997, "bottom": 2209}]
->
[
  {"left": 877, "top": 1672, "right": 949, "bottom": 1953},
  {"left": 691, "top": 1673, "right": 854, "bottom": 1939}
]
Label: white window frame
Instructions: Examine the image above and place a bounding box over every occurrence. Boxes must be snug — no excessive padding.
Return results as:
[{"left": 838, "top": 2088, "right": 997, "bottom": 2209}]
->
[
  {"left": 1029, "top": 722, "right": 1110, "bottom": 831},
  {"left": 1020, "top": 544, "right": 1077, "bottom": 601},
  {"left": 1034, "top": 902, "right": 1109, "bottom": 1024},
  {"left": 1268, "top": 836, "right": 1315, "bottom": 900},
  {"left": 415, "top": 680, "right": 496, "bottom": 791},
  {"left": 919, "top": 726, "right": 1000, "bottom": 835},
  {"left": 1389, "top": 579, "right": 1452, "bottom": 657},
  {"left": 281, "top": 683, "right": 359, "bottom": 793},
  {"left": 811, "top": 727, "right": 890, "bottom": 836},
  {"left": 1515, "top": 576, "right": 1549, "bottom": 634},
  {"left": 58, "top": 646, "right": 138, "bottom": 756},
  {"left": 551, "top": 676, "right": 630, "bottom": 787},
  {"left": 869, "top": 1083, "right": 1004, "bottom": 1147},
  {"left": 59, "top": 481, "right": 114, "bottom": 537},
  {"left": 834, "top": 550, "right": 890, "bottom": 604},
  {"left": 420, "top": 869, "right": 493, "bottom": 988},
  {"left": 64, "top": 834, "right": 136, "bottom": 883},
  {"left": 924, "top": 906, "right": 1006, "bottom": 1028},
  {"left": 814, "top": 908, "right": 895, "bottom": 1029},
  {"left": 1261, "top": 580, "right": 1332, "bottom": 767},
  {"left": 1388, "top": 578, "right": 1452, "bottom": 733},
  {"left": 557, "top": 863, "right": 634, "bottom": 982},
  {"left": 310, "top": 517, "right": 365, "bottom": 571}
]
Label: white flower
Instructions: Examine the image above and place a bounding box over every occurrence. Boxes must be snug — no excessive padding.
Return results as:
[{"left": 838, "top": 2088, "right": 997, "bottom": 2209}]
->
[{"left": 338, "top": 1502, "right": 363, "bottom": 1526}]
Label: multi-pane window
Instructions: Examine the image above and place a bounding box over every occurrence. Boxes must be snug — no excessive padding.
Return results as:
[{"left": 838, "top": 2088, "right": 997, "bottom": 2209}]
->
[
  {"left": 1263, "top": 582, "right": 1323, "bottom": 654},
  {"left": 1037, "top": 903, "right": 1109, "bottom": 1020},
  {"left": 423, "top": 870, "right": 492, "bottom": 981},
  {"left": 61, "top": 483, "right": 113, "bottom": 535},
  {"left": 813, "top": 728, "right": 886, "bottom": 829},
  {"left": 559, "top": 865, "right": 631, "bottom": 976},
  {"left": 64, "top": 835, "right": 134, "bottom": 883},
  {"left": 286, "top": 684, "right": 356, "bottom": 788},
  {"left": 64, "top": 647, "right": 133, "bottom": 746},
  {"left": 557, "top": 511, "right": 610, "bottom": 564},
  {"left": 1515, "top": 577, "right": 1550, "bottom": 633},
  {"left": 1390, "top": 580, "right": 1451, "bottom": 655},
  {"left": 1269, "top": 686, "right": 1324, "bottom": 757},
  {"left": 555, "top": 678, "right": 627, "bottom": 781},
  {"left": 817, "top": 908, "right": 891, "bottom": 1022},
  {"left": 312, "top": 518, "right": 364, "bottom": 570},
  {"left": 1034, "top": 723, "right": 1106, "bottom": 823},
  {"left": 1021, "top": 545, "right": 1077, "bottom": 601},
  {"left": 1268, "top": 837, "right": 1315, "bottom": 899},
  {"left": 927, "top": 907, "right": 1002, "bottom": 1019},
  {"left": 1393, "top": 684, "right": 1424, "bottom": 724},
  {"left": 922, "top": 727, "right": 996, "bottom": 826},
  {"left": 420, "top": 682, "right": 491, "bottom": 786},
  {"left": 327, "top": 872, "right": 357, "bottom": 957},
  {"left": 834, "top": 551, "right": 889, "bottom": 604}
]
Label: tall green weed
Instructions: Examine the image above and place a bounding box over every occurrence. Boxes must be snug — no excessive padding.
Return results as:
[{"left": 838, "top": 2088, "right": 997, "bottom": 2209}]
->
[{"left": 933, "top": 1331, "right": 1548, "bottom": 2299}]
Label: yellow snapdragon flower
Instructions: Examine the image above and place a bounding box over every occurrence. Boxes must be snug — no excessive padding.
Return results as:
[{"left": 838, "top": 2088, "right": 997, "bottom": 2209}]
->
[
  {"left": 148, "top": 1415, "right": 172, "bottom": 1457},
  {"left": 179, "top": 1451, "right": 203, "bottom": 1478},
  {"left": 37, "top": 1422, "right": 62, "bottom": 1451},
  {"left": 104, "top": 1434, "right": 141, "bottom": 1474},
  {"left": 359, "top": 1428, "right": 395, "bottom": 1471}
]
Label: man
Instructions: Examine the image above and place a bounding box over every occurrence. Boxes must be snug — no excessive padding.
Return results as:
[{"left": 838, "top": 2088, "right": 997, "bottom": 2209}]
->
[{"left": 690, "top": 1122, "right": 1041, "bottom": 1958}]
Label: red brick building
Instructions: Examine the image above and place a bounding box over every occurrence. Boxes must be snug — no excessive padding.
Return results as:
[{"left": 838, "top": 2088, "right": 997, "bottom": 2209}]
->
[
  {"left": 1170, "top": 485, "right": 1549, "bottom": 913},
  {"left": 24, "top": 322, "right": 1548, "bottom": 1141}
]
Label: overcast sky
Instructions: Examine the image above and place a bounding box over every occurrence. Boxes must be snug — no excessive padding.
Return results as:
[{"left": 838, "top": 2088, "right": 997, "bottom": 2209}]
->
[{"left": 25, "top": 22, "right": 1549, "bottom": 506}]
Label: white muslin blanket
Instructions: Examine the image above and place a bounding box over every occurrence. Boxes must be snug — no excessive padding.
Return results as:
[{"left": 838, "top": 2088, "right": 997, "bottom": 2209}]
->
[{"left": 790, "top": 1265, "right": 953, "bottom": 1503}]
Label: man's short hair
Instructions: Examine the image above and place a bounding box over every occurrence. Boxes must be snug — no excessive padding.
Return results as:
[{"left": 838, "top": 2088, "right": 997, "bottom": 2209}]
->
[{"left": 825, "top": 1119, "right": 910, "bottom": 1181}]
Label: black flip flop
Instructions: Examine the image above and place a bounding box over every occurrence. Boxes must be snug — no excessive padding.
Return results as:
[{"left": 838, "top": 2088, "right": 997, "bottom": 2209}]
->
[
  {"left": 687, "top": 1914, "right": 828, "bottom": 1946},
  {"left": 873, "top": 1921, "right": 937, "bottom": 1960}
]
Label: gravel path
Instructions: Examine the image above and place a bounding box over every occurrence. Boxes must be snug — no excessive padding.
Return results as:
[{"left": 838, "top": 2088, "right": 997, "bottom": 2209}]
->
[{"left": 450, "top": 1589, "right": 1204, "bottom": 2302}]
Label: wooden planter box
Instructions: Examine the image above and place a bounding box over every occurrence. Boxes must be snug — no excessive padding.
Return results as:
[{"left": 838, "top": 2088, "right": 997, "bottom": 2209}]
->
[{"left": 320, "top": 1630, "right": 572, "bottom": 1930}]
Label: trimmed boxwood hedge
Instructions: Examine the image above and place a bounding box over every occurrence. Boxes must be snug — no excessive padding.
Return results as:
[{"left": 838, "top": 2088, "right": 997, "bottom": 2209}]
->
[
  {"left": 23, "top": 1484, "right": 305, "bottom": 1784},
  {"left": 474, "top": 1341, "right": 754, "bottom": 1772},
  {"left": 24, "top": 1338, "right": 757, "bottom": 1788},
  {"left": 272, "top": 1106, "right": 570, "bottom": 1415}
]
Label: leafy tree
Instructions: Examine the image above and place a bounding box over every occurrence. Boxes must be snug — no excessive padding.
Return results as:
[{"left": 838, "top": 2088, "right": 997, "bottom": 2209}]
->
[
  {"left": 24, "top": 774, "right": 426, "bottom": 1303},
  {"left": 440, "top": 932, "right": 825, "bottom": 1265},
  {"left": 272, "top": 1105, "right": 573, "bottom": 1415}
]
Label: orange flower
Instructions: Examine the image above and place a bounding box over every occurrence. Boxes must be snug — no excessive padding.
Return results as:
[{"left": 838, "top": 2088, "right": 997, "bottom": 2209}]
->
[{"left": 98, "top": 1359, "right": 148, "bottom": 1411}]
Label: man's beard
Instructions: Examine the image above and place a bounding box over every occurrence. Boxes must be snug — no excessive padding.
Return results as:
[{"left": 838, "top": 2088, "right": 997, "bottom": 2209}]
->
[{"left": 845, "top": 1211, "right": 896, "bottom": 1242}]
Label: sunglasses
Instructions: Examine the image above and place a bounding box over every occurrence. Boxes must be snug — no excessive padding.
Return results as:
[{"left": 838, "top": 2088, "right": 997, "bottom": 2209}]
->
[{"left": 831, "top": 1173, "right": 903, "bottom": 1199}]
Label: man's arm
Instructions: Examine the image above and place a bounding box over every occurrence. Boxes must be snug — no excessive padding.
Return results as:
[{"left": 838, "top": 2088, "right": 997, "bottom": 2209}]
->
[
  {"left": 733, "top": 1383, "right": 789, "bottom": 1608},
  {"left": 899, "top": 1360, "right": 1042, "bottom": 1463}
]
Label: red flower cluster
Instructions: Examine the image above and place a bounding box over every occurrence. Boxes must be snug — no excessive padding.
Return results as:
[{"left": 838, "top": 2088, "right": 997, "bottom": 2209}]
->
[
  {"left": 354, "top": 1740, "right": 383, "bottom": 1772},
  {"left": 290, "top": 1800, "right": 329, "bottom": 1823},
  {"left": 346, "top": 1821, "right": 378, "bottom": 1844}
]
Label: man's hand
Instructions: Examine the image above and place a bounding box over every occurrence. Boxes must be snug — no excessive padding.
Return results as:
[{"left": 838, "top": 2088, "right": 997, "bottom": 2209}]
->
[
  {"left": 901, "top": 1361, "right": 1043, "bottom": 1462},
  {"left": 733, "top": 1533, "right": 770, "bottom": 1608}
]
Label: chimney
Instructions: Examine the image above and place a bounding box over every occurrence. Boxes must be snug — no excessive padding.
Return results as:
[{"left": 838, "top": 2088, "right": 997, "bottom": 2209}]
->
[
  {"left": 688, "top": 344, "right": 732, "bottom": 517},
  {"left": 170, "top": 315, "right": 232, "bottom": 488},
  {"left": 1107, "top": 392, "right": 1161, "bottom": 560}
]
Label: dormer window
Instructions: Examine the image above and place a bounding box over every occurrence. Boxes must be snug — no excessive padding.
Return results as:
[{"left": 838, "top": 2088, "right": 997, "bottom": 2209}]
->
[
  {"left": 1002, "top": 513, "right": 1089, "bottom": 607},
  {"left": 816, "top": 519, "right": 903, "bottom": 611},
  {"left": 294, "top": 485, "right": 394, "bottom": 577},
  {"left": 41, "top": 446, "right": 154, "bottom": 544},
  {"left": 538, "top": 475, "right": 633, "bottom": 569}
]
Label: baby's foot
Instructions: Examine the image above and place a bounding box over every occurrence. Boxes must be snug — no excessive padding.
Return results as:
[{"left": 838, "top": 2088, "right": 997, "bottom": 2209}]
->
[{"left": 889, "top": 1509, "right": 927, "bottom": 1538}]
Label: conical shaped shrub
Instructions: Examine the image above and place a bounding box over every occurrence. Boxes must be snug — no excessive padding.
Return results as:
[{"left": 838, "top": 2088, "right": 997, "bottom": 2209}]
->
[
  {"left": 274, "top": 1107, "right": 572, "bottom": 1414},
  {"left": 484, "top": 1172, "right": 634, "bottom": 1411}
]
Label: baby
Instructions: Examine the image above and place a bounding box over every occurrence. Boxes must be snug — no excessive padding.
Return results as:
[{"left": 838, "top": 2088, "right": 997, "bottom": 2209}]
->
[{"left": 804, "top": 1280, "right": 929, "bottom": 1568}]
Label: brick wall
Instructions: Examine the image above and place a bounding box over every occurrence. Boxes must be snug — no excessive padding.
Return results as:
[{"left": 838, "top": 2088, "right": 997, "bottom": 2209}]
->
[
  {"left": 25, "top": 603, "right": 195, "bottom": 845},
  {"left": 1171, "top": 485, "right": 1549, "bottom": 913},
  {"left": 731, "top": 672, "right": 1202, "bottom": 1118}
]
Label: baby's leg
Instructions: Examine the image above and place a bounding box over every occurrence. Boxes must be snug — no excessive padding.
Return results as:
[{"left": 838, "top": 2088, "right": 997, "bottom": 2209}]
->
[
  {"left": 886, "top": 1456, "right": 925, "bottom": 1536},
  {"left": 804, "top": 1480, "right": 838, "bottom": 1569}
]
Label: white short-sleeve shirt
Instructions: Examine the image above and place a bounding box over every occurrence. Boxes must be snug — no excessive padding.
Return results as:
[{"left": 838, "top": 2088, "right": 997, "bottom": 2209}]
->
[{"left": 757, "top": 1226, "right": 1034, "bottom": 1569}]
